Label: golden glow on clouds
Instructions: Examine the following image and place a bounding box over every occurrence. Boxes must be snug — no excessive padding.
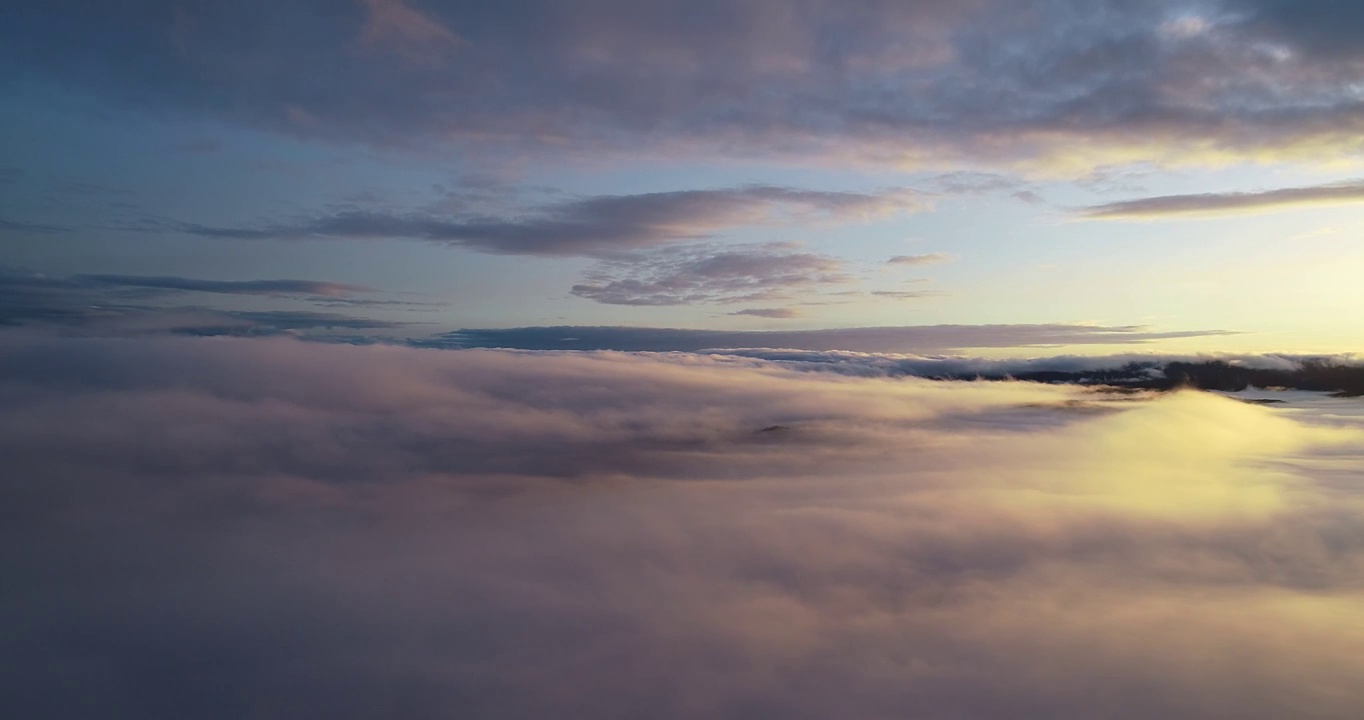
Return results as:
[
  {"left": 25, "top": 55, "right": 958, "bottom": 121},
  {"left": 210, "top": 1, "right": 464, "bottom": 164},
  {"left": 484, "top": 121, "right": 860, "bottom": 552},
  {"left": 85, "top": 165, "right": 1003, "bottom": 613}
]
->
[{"left": 5, "top": 336, "right": 1364, "bottom": 716}]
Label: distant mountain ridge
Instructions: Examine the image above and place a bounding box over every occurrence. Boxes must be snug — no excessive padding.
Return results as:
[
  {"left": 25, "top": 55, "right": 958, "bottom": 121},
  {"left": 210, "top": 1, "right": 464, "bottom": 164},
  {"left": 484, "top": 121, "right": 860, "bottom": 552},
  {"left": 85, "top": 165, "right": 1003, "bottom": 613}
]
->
[
  {"left": 918, "top": 360, "right": 1364, "bottom": 396},
  {"left": 682, "top": 349, "right": 1364, "bottom": 397}
]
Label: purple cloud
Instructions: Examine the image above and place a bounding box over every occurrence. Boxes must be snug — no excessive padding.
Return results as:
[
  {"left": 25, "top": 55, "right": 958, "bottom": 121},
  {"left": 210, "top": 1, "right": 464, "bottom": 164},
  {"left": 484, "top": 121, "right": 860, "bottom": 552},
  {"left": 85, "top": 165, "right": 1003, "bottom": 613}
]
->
[
  {"left": 572, "top": 244, "right": 854, "bottom": 306},
  {"left": 178, "top": 186, "right": 925, "bottom": 256},
  {"left": 886, "top": 253, "right": 955, "bottom": 266},
  {"left": 2, "top": 332, "right": 1361, "bottom": 718},
  {"left": 8, "top": 1, "right": 1364, "bottom": 167},
  {"left": 729, "top": 307, "right": 804, "bottom": 319}
]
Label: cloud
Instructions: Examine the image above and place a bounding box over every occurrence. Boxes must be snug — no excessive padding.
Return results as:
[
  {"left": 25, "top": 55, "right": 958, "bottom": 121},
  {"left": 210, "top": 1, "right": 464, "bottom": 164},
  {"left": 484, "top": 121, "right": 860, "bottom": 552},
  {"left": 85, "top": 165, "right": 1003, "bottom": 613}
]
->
[
  {"left": 870, "top": 289, "right": 944, "bottom": 300},
  {"left": 887, "top": 252, "right": 954, "bottom": 266},
  {"left": 571, "top": 244, "right": 854, "bottom": 306},
  {"left": 179, "top": 186, "right": 925, "bottom": 256},
  {"left": 729, "top": 308, "right": 803, "bottom": 319},
  {"left": 0, "top": 217, "right": 73, "bottom": 234},
  {"left": 1233, "top": 0, "right": 1364, "bottom": 59},
  {"left": 200, "top": 310, "right": 408, "bottom": 332},
  {"left": 421, "top": 323, "right": 1237, "bottom": 353},
  {"left": 359, "top": 0, "right": 463, "bottom": 65},
  {"left": 0, "top": 270, "right": 415, "bottom": 337},
  {"left": 9, "top": 1, "right": 1364, "bottom": 169},
  {"left": 0, "top": 271, "right": 1228, "bottom": 352},
  {"left": 691, "top": 347, "right": 1364, "bottom": 381},
  {"left": 1083, "top": 179, "right": 1364, "bottom": 218},
  {"left": 2, "top": 332, "right": 1362, "bottom": 718},
  {"left": 76, "top": 274, "right": 378, "bottom": 297},
  {"left": 930, "top": 171, "right": 1023, "bottom": 194}
]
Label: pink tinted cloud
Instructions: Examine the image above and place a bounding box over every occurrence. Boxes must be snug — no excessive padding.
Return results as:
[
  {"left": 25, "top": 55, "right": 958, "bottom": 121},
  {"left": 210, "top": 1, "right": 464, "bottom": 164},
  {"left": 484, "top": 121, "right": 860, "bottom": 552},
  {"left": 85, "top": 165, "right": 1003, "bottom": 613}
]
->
[
  {"left": 2, "top": 333, "right": 1362, "bottom": 718},
  {"left": 359, "top": 0, "right": 463, "bottom": 65}
]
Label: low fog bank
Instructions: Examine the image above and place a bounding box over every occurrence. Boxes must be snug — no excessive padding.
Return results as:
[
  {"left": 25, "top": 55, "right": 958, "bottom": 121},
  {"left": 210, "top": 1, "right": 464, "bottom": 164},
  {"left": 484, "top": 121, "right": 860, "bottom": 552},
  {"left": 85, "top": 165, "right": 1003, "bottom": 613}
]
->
[{"left": 2, "top": 332, "right": 1363, "bottom": 719}]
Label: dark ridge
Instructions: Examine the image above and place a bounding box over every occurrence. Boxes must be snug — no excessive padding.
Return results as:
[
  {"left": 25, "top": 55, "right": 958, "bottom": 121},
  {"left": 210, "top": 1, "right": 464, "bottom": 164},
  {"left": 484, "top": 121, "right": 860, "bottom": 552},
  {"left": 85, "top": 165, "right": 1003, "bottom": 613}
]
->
[{"left": 921, "top": 360, "right": 1364, "bottom": 396}]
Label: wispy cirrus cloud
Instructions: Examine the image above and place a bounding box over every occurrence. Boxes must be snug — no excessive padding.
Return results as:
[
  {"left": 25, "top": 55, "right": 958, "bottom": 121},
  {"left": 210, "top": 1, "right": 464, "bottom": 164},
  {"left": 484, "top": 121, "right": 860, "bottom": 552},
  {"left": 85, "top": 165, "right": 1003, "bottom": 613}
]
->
[
  {"left": 0, "top": 217, "right": 73, "bottom": 234},
  {"left": 871, "top": 289, "right": 945, "bottom": 300},
  {"left": 728, "top": 307, "right": 804, "bottom": 319},
  {"left": 178, "top": 186, "right": 926, "bottom": 256},
  {"left": 1083, "top": 179, "right": 1364, "bottom": 218},
  {"left": 76, "top": 274, "right": 378, "bottom": 298},
  {"left": 887, "top": 252, "right": 955, "bottom": 266}
]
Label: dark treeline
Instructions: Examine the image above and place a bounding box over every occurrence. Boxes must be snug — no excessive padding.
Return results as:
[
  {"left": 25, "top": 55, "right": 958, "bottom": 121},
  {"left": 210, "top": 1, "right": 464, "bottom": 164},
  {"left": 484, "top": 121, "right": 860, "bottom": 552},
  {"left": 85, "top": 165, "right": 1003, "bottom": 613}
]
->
[{"left": 928, "top": 360, "right": 1364, "bottom": 396}]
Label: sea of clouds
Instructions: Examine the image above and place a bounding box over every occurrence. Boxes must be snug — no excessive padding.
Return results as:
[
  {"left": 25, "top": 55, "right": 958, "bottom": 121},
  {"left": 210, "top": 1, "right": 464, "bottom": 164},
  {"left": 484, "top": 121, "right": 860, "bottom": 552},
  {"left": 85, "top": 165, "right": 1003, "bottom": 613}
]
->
[{"left": 3, "top": 331, "right": 1363, "bottom": 719}]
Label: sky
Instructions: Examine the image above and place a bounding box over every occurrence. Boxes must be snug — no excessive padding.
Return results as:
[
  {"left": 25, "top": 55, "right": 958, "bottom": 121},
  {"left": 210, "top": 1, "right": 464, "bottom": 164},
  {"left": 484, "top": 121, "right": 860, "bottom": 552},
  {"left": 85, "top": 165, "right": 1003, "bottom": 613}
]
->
[{"left": 3, "top": 0, "right": 1363, "bottom": 355}]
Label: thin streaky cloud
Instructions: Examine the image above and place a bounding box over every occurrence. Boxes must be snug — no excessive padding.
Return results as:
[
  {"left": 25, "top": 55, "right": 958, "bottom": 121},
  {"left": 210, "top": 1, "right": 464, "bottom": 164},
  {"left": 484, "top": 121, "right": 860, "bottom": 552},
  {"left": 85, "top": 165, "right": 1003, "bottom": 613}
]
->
[
  {"left": 178, "top": 186, "right": 926, "bottom": 257},
  {"left": 422, "top": 324, "right": 1238, "bottom": 354},
  {"left": 1082, "top": 179, "right": 1364, "bottom": 219},
  {"left": 0, "top": 218, "right": 73, "bottom": 234},
  {"left": 729, "top": 308, "right": 804, "bottom": 319},
  {"left": 872, "top": 290, "right": 945, "bottom": 300},
  {"left": 76, "top": 274, "right": 378, "bottom": 297},
  {"left": 887, "top": 253, "right": 955, "bottom": 266}
]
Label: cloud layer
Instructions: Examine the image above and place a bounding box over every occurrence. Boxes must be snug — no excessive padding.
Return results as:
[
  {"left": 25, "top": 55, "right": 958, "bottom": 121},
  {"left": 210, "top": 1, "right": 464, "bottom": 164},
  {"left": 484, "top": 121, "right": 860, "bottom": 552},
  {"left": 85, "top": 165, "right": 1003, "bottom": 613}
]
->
[
  {"left": 1, "top": 270, "right": 1232, "bottom": 351},
  {"left": 427, "top": 323, "right": 1236, "bottom": 353},
  {"left": 8, "top": 1, "right": 1364, "bottom": 168},
  {"left": 2, "top": 332, "right": 1362, "bottom": 719}
]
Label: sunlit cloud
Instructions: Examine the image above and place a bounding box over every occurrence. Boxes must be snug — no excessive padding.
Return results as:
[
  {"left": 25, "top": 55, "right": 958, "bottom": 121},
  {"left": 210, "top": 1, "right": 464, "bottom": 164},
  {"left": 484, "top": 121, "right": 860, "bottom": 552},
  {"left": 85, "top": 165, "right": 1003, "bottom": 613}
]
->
[
  {"left": 729, "top": 307, "right": 803, "bottom": 319},
  {"left": 3, "top": 333, "right": 1361, "bottom": 718},
  {"left": 887, "top": 252, "right": 955, "bottom": 266},
  {"left": 871, "top": 289, "right": 945, "bottom": 300},
  {"left": 1083, "top": 178, "right": 1364, "bottom": 218}
]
